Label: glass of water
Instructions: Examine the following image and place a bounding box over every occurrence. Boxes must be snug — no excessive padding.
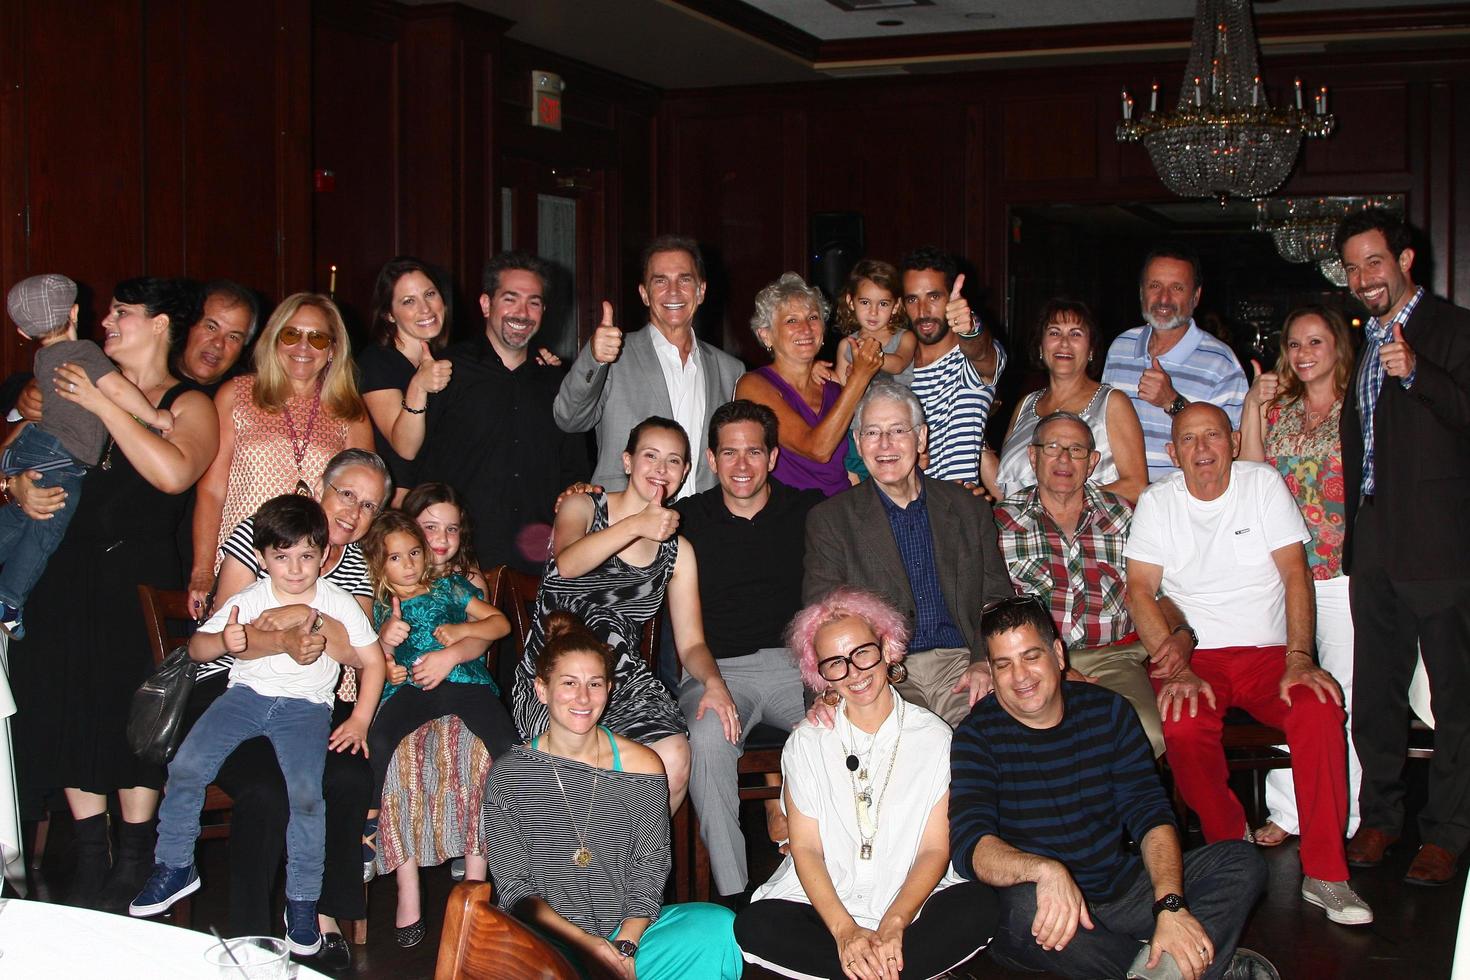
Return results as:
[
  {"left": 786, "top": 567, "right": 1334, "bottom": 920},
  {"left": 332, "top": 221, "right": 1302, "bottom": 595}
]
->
[{"left": 203, "top": 936, "right": 289, "bottom": 979}]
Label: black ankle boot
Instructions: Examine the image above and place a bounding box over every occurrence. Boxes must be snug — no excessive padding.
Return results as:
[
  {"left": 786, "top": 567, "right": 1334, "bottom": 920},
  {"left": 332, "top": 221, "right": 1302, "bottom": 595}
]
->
[
  {"left": 65, "top": 813, "right": 112, "bottom": 909},
  {"left": 98, "top": 818, "right": 156, "bottom": 913}
]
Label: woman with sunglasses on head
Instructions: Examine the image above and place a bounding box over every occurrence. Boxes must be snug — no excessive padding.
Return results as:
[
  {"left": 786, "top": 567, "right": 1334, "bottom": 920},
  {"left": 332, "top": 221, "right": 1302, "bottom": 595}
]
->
[
  {"left": 982, "top": 299, "right": 1147, "bottom": 504},
  {"left": 189, "top": 293, "right": 373, "bottom": 615},
  {"left": 736, "top": 587, "right": 998, "bottom": 980}
]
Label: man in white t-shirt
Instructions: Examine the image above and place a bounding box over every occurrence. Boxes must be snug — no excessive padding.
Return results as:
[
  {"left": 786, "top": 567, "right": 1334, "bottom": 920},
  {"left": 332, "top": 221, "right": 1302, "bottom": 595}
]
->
[
  {"left": 130, "top": 496, "right": 384, "bottom": 956},
  {"left": 1125, "top": 402, "right": 1372, "bottom": 928}
]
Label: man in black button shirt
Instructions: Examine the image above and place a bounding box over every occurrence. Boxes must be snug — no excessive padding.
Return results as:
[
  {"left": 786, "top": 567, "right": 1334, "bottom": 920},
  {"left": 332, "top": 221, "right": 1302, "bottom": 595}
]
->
[
  {"left": 412, "top": 251, "right": 588, "bottom": 572},
  {"left": 674, "top": 399, "right": 820, "bottom": 901}
]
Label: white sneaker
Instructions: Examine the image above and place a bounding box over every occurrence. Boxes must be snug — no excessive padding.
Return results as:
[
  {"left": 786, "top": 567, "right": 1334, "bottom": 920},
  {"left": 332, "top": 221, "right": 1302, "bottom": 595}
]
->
[{"left": 1301, "top": 876, "right": 1373, "bottom": 926}]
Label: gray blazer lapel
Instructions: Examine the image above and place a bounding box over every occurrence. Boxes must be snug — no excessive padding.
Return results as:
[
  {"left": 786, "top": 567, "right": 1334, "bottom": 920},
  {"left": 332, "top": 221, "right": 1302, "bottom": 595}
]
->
[
  {"left": 861, "top": 481, "right": 909, "bottom": 593},
  {"left": 629, "top": 327, "right": 674, "bottom": 417}
]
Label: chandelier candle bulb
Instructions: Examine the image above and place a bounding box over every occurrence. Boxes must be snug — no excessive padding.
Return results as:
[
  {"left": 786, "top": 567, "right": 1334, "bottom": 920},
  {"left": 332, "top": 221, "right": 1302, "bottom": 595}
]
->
[
  {"left": 1318, "top": 86, "right": 1328, "bottom": 115},
  {"left": 1150, "top": 81, "right": 1159, "bottom": 113},
  {"left": 1294, "top": 77, "right": 1303, "bottom": 110},
  {"left": 1251, "top": 76, "right": 1261, "bottom": 107},
  {"left": 1193, "top": 77, "right": 1203, "bottom": 107}
]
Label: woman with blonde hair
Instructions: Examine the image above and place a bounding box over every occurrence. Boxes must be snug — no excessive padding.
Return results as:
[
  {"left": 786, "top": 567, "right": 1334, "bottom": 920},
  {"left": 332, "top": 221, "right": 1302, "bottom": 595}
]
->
[{"left": 189, "top": 292, "right": 373, "bottom": 612}]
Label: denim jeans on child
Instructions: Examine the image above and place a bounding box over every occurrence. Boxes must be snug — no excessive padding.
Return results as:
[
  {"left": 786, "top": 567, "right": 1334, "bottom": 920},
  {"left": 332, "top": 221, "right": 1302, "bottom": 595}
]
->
[
  {"left": 0, "top": 425, "right": 87, "bottom": 609},
  {"left": 156, "top": 685, "right": 332, "bottom": 901}
]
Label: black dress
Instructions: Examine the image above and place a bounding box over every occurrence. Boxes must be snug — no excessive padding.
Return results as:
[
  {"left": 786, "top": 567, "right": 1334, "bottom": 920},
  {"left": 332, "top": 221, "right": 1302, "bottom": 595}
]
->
[
  {"left": 11, "top": 384, "right": 193, "bottom": 815},
  {"left": 356, "top": 342, "right": 419, "bottom": 492}
]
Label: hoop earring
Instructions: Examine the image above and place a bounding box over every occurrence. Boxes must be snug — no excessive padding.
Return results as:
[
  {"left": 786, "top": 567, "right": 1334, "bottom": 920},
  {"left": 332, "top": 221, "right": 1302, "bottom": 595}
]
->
[
  {"left": 887, "top": 660, "right": 908, "bottom": 685},
  {"left": 820, "top": 689, "right": 841, "bottom": 707}
]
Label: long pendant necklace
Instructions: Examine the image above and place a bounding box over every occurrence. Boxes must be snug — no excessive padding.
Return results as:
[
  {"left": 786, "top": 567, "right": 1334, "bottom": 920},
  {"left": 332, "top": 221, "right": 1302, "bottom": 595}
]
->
[
  {"left": 283, "top": 378, "right": 323, "bottom": 496},
  {"left": 548, "top": 740, "right": 601, "bottom": 868},
  {"left": 844, "top": 699, "right": 904, "bottom": 861},
  {"left": 842, "top": 715, "right": 878, "bottom": 781}
]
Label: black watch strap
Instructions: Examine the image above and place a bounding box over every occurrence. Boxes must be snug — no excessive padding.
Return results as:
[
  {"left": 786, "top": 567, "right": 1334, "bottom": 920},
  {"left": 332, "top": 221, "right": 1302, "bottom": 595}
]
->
[
  {"left": 1152, "top": 892, "right": 1187, "bottom": 917},
  {"left": 1165, "top": 393, "right": 1188, "bottom": 416},
  {"left": 1170, "top": 623, "right": 1198, "bottom": 648},
  {"left": 613, "top": 939, "right": 638, "bottom": 958}
]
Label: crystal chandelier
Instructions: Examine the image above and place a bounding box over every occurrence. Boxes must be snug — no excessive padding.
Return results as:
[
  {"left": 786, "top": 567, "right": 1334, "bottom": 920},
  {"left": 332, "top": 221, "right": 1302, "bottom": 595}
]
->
[
  {"left": 1254, "top": 194, "right": 1404, "bottom": 285},
  {"left": 1117, "top": 0, "right": 1334, "bottom": 204}
]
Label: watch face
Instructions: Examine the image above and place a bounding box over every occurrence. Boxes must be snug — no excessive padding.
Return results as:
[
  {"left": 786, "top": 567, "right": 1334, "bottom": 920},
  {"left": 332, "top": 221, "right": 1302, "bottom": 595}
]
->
[{"left": 614, "top": 940, "right": 637, "bottom": 958}]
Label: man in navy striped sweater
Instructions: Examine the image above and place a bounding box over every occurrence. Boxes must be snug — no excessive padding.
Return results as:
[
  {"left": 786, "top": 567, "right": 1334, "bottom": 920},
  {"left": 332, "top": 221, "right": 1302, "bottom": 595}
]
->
[{"left": 950, "top": 597, "right": 1274, "bottom": 980}]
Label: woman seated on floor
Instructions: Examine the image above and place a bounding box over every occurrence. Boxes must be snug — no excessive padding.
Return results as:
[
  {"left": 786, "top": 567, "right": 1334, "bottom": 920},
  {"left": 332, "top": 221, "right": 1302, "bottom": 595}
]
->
[
  {"left": 735, "top": 586, "right": 998, "bottom": 980},
  {"left": 484, "top": 611, "right": 742, "bottom": 980}
]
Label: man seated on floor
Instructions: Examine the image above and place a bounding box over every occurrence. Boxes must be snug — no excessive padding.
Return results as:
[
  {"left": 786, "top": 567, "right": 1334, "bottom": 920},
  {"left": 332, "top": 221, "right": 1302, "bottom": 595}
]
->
[
  {"left": 673, "top": 399, "right": 820, "bottom": 904},
  {"left": 1125, "top": 402, "right": 1371, "bottom": 927},
  {"left": 994, "top": 410, "right": 1167, "bottom": 757},
  {"left": 951, "top": 595, "right": 1273, "bottom": 980},
  {"left": 804, "top": 378, "right": 1013, "bottom": 724}
]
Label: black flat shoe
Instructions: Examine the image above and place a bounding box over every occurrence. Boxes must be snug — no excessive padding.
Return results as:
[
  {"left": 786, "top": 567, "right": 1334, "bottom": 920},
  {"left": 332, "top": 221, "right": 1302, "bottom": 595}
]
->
[
  {"left": 396, "top": 918, "right": 426, "bottom": 948},
  {"left": 316, "top": 932, "right": 352, "bottom": 973}
]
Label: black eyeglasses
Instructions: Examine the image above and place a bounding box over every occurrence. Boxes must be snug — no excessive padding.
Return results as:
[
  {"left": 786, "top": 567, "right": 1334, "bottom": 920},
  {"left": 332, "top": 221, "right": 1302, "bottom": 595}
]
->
[
  {"left": 816, "top": 642, "right": 884, "bottom": 682},
  {"left": 981, "top": 594, "right": 1049, "bottom": 617}
]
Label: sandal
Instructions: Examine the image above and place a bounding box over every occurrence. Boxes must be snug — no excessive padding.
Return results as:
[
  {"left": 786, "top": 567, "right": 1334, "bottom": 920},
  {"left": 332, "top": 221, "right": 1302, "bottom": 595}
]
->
[
  {"left": 1253, "top": 821, "right": 1295, "bottom": 847},
  {"left": 396, "top": 918, "right": 426, "bottom": 948},
  {"left": 361, "top": 816, "right": 379, "bottom": 883}
]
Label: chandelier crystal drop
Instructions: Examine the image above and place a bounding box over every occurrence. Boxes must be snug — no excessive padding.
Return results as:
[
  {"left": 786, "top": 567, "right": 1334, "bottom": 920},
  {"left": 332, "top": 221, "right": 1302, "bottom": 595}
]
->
[
  {"left": 1117, "top": 0, "right": 1334, "bottom": 204},
  {"left": 1254, "top": 194, "right": 1404, "bottom": 285}
]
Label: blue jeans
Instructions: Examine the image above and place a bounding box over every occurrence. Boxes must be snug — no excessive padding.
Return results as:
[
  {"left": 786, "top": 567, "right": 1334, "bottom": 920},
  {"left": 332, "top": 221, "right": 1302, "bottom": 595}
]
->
[
  {"left": 0, "top": 426, "right": 86, "bottom": 609},
  {"left": 989, "top": 840, "right": 1265, "bottom": 980},
  {"left": 156, "top": 685, "right": 332, "bottom": 901}
]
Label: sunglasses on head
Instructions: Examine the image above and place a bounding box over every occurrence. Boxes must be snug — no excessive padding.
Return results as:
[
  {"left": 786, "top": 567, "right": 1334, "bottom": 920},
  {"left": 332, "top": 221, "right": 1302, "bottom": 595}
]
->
[{"left": 277, "top": 325, "right": 333, "bottom": 350}]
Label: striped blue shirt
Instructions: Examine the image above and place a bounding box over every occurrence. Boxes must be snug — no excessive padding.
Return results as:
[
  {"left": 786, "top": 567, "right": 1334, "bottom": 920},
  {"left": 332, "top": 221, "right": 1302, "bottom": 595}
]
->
[
  {"left": 1101, "top": 321, "right": 1247, "bottom": 481},
  {"left": 949, "top": 682, "right": 1174, "bottom": 902},
  {"left": 912, "top": 339, "right": 1007, "bottom": 483},
  {"left": 876, "top": 478, "right": 967, "bottom": 652},
  {"left": 1355, "top": 287, "right": 1424, "bottom": 496}
]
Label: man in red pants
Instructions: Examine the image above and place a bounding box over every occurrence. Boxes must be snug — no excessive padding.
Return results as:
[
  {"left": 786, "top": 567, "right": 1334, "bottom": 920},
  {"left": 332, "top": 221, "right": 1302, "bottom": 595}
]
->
[{"left": 1124, "top": 402, "right": 1372, "bottom": 927}]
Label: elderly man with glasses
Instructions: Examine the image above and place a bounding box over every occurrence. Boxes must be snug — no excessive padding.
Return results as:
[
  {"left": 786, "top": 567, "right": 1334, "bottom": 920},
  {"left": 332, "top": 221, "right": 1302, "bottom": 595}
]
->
[
  {"left": 804, "top": 379, "right": 1013, "bottom": 724},
  {"left": 993, "top": 410, "right": 1169, "bottom": 757}
]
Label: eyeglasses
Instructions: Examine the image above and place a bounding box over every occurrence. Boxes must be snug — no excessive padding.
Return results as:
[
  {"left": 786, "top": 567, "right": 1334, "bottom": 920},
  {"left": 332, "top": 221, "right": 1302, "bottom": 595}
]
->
[
  {"left": 277, "top": 326, "right": 333, "bottom": 350},
  {"left": 327, "top": 481, "right": 380, "bottom": 515},
  {"left": 816, "top": 642, "right": 884, "bottom": 682},
  {"left": 1031, "top": 441, "right": 1091, "bottom": 460},
  {"left": 857, "top": 423, "right": 918, "bottom": 443},
  {"left": 981, "top": 594, "right": 1049, "bottom": 616}
]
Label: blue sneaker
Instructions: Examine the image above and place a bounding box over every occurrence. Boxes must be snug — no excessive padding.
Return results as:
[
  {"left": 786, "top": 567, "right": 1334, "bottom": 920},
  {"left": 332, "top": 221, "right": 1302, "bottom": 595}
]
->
[
  {"left": 128, "top": 862, "right": 199, "bottom": 916},
  {"left": 0, "top": 603, "right": 24, "bottom": 640},
  {"left": 284, "top": 899, "right": 322, "bottom": 956}
]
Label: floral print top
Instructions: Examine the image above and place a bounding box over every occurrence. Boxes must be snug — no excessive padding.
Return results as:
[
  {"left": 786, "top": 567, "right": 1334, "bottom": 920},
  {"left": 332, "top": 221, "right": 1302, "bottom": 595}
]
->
[{"left": 1265, "top": 397, "right": 1346, "bottom": 580}]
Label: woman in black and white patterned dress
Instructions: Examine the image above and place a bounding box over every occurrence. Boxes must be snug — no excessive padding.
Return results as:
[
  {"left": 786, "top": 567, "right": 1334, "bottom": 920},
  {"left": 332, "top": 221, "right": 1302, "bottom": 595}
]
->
[{"left": 511, "top": 416, "right": 740, "bottom": 813}]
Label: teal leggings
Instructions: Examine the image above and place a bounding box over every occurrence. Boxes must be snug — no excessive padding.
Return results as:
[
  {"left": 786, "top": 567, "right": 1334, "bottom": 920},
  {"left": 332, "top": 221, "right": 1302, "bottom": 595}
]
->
[{"left": 548, "top": 903, "right": 742, "bottom": 980}]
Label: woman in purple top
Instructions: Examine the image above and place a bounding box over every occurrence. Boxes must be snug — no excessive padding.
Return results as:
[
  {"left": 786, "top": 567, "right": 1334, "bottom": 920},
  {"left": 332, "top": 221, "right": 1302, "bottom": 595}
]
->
[{"left": 735, "top": 272, "right": 881, "bottom": 497}]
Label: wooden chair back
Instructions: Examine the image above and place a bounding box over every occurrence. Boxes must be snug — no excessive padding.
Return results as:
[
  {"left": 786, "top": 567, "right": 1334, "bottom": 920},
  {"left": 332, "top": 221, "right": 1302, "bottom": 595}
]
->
[{"left": 435, "top": 881, "right": 580, "bottom": 980}]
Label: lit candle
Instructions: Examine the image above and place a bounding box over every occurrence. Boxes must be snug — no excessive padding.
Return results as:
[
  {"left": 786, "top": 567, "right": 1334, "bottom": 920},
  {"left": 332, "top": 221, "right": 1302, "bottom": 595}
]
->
[
  {"left": 1122, "top": 87, "right": 1130, "bottom": 119},
  {"left": 1319, "top": 86, "right": 1329, "bottom": 115},
  {"left": 329, "top": 264, "right": 337, "bottom": 296},
  {"left": 1193, "top": 76, "right": 1203, "bottom": 107},
  {"left": 1125, "top": 93, "right": 1134, "bottom": 121},
  {"left": 1294, "top": 77, "right": 1303, "bottom": 111},
  {"left": 1150, "top": 80, "right": 1159, "bottom": 113},
  {"left": 1251, "top": 75, "right": 1261, "bottom": 107}
]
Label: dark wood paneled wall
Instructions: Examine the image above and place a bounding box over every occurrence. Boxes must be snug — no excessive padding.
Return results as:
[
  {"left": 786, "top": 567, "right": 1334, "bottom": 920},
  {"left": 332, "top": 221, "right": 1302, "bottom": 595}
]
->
[{"left": 660, "top": 54, "right": 1470, "bottom": 357}]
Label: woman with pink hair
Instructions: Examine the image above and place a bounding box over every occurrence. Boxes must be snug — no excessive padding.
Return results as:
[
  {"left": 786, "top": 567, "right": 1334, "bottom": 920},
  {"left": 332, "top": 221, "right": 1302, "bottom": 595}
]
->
[{"left": 735, "top": 587, "right": 998, "bottom": 980}]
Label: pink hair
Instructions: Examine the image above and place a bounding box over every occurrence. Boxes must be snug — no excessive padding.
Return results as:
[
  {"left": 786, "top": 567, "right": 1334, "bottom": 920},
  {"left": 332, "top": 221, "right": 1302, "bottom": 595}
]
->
[{"left": 785, "top": 586, "right": 910, "bottom": 692}]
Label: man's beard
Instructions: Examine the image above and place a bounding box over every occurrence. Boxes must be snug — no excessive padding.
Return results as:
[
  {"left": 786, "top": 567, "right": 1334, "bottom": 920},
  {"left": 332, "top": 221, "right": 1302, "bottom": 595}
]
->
[
  {"left": 1143, "top": 306, "right": 1189, "bottom": 331},
  {"left": 913, "top": 316, "right": 949, "bottom": 346}
]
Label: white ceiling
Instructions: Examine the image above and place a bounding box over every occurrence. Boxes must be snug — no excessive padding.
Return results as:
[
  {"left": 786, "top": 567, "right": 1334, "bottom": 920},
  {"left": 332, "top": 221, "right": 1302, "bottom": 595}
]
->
[{"left": 747, "top": 0, "right": 1467, "bottom": 40}]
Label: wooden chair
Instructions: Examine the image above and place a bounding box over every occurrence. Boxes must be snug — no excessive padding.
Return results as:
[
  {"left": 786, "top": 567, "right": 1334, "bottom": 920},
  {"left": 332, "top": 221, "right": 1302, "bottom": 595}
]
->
[
  {"left": 1165, "top": 709, "right": 1291, "bottom": 828},
  {"left": 137, "top": 584, "right": 233, "bottom": 927},
  {"left": 435, "top": 881, "right": 579, "bottom": 980}
]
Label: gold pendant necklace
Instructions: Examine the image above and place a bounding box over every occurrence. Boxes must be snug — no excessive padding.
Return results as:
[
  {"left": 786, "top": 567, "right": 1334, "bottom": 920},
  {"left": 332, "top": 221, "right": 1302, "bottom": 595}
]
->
[{"left": 548, "top": 735, "right": 601, "bottom": 869}]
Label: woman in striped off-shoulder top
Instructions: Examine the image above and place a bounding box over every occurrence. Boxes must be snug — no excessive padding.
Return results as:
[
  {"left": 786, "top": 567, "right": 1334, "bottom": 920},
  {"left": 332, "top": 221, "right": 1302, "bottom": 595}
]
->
[{"left": 484, "top": 611, "right": 742, "bottom": 980}]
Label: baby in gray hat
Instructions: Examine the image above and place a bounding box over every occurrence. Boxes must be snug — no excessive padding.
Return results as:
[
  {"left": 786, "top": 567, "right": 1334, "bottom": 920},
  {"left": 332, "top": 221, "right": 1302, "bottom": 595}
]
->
[{"left": 0, "top": 274, "right": 173, "bottom": 638}]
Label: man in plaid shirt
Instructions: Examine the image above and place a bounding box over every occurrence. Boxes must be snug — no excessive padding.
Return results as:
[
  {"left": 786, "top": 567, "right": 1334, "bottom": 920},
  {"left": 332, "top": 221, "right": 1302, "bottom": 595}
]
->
[{"left": 994, "top": 411, "right": 1170, "bottom": 755}]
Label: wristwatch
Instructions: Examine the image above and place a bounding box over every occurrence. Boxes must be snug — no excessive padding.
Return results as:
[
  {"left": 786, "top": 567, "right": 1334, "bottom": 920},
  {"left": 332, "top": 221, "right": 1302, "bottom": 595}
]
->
[
  {"left": 1164, "top": 393, "right": 1188, "bottom": 416},
  {"left": 1152, "top": 893, "right": 1188, "bottom": 917},
  {"left": 612, "top": 939, "right": 638, "bottom": 958},
  {"left": 1170, "top": 623, "right": 1198, "bottom": 649}
]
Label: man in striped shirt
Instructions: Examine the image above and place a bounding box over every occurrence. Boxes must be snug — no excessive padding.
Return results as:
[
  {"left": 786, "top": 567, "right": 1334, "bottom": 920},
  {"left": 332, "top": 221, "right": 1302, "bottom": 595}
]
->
[
  {"left": 1101, "top": 244, "right": 1247, "bottom": 481},
  {"left": 902, "top": 247, "right": 1007, "bottom": 483},
  {"left": 950, "top": 596, "right": 1271, "bottom": 979}
]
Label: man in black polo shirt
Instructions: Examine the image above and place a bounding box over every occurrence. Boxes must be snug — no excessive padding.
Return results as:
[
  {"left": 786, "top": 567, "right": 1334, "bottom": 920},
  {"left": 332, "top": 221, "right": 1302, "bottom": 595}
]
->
[
  {"left": 674, "top": 399, "right": 820, "bottom": 901},
  {"left": 413, "top": 251, "right": 588, "bottom": 572}
]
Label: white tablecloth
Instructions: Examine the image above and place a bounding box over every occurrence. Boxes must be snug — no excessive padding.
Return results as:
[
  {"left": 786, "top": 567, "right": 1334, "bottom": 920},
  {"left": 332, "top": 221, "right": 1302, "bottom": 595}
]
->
[{"left": 0, "top": 899, "right": 330, "bottom": 978}]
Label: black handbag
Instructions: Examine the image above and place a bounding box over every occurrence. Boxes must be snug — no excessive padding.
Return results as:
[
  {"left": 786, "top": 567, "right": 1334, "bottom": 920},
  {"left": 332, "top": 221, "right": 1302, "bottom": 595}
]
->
[{"left": 128, "top": 644, "right": 199, "bottom": 766}]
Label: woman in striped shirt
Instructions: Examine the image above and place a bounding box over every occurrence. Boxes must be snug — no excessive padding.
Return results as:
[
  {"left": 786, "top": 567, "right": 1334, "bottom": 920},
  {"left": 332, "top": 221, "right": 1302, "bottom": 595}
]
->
[{"left": 485, "top": 611, "right": 741, "bottom": 979}]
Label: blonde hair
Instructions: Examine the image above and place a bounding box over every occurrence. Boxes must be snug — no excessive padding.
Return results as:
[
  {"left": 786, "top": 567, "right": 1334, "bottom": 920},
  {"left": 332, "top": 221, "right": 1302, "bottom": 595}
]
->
[{"left": 251, "top": 292, "right": 365, "bottom": 421}]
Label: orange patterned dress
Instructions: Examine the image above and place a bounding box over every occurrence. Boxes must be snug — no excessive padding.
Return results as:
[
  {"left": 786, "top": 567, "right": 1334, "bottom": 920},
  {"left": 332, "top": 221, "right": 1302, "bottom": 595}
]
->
[{"left": 214, "top": 373, "right": 353, "bottom": 567}]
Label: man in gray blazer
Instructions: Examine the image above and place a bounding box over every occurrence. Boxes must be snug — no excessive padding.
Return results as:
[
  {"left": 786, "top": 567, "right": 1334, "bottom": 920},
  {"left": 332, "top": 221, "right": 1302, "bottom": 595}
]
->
[
  {"left": 554, "top": 235, "right": 745, "bottom": 499},
  {"left": 805, "top": 379, "right": 1014, "bottom": 724}
]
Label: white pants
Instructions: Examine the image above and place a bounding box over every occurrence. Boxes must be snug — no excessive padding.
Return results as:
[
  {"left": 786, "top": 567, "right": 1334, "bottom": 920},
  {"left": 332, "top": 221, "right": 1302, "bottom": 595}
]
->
[{"left": 1265, "top": 575, "right": 1362, "bottom": 836}]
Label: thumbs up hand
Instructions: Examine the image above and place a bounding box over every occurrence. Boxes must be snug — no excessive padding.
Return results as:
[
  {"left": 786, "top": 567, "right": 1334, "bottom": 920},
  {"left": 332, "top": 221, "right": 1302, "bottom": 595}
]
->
[
  {"left": 1246, "top": 358, "right": 1280, "bottom": 407},
  {"left": 591, "top": 301, "right": 623, "bottom": 364},
  {"left": 945, "top": 273, "right": 978, "bottom": 337},
  {"left": 633, "top": 483, "right": 680, "bottom": 542},
  {"left": 1138, "top": 356, "right": 1179, "bottom": 409},
  {"left": 380, "top": 596, "right": 411, "bottom": 650},
  {"left": 222, "top": 606, "right": 248, "bottom": 654},
  {"left": 410, "top": 341, "right": 453, "bottom": 394},
  {"left": 1381, "top": 321, "right": 1416, "bottom": 379}
]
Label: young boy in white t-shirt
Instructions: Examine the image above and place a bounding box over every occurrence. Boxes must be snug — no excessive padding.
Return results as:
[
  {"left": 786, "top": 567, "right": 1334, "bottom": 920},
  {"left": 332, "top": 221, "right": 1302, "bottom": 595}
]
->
[{"left": 129, "top": 495, "right": 385, "bottom": 955}]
